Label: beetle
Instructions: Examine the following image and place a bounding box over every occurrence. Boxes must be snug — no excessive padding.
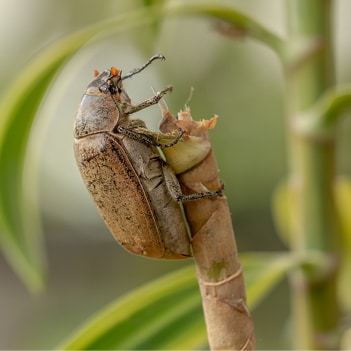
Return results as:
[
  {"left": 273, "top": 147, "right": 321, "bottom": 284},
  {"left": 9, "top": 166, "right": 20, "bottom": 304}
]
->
[{"left": 74, "top": 54, "right": 220, "bottom": 259}]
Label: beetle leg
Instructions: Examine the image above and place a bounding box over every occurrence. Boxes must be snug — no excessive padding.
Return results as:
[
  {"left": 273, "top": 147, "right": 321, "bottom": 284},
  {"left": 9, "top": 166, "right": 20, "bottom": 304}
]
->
[
  {"left": 117, "top": 125, "right": 159, "bottom": 146},
  {"left": 117, "top": 126, "right": 183, "bottom": 148},
  {"left": 157, "top": 128, "right": 183, "bottom": 148},
  {"left": 162, "top": 163, "right": 224, "bottom": 202},
  {"left": 123, "top": 86, "right": 173, "bottom": 115}
]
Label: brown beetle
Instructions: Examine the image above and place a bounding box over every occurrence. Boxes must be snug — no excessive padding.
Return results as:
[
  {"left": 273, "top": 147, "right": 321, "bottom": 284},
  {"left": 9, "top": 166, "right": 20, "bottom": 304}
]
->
[{"left": 74, "top": 54, "right": 220, "bottom": 259}]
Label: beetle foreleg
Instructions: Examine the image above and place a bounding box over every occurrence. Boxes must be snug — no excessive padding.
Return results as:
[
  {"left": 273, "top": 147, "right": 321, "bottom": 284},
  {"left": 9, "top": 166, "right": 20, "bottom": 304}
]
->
[{"left": 123, "top": 86, "right": 173, "bottom": 115}]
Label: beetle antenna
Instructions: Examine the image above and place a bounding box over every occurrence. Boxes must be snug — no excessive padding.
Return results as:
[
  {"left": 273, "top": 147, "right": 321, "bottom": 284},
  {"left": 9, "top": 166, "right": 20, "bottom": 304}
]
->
[{"left": 122, "top": 54, "right": 165, "bottom": 80}]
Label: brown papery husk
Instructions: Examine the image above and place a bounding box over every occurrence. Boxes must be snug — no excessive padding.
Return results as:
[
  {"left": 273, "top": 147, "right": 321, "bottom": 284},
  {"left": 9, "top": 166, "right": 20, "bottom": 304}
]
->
[{"left": 160, "top": 107, "right": 256, "bottom": 351}]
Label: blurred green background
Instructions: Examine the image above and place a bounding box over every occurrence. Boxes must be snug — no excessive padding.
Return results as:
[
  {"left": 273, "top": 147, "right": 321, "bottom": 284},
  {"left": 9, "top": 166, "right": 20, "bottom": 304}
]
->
[{"left": 1, "top": 0, "right": 351, "bottom": 349}]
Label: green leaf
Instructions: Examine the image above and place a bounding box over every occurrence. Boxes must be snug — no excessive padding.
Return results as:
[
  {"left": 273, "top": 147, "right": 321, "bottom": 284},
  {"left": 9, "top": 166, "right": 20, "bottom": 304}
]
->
[
  {"left": 166, "top": 2, "right": 285, "bottom": 60},
  {"left": 293, "top": 84, "right": 351, "bottom": 139},
  {"left": 0, "top": 31, "right": 94, "bottom": 292},
  {"left": 0, "top": 6, "right": 165, "bottom": 292},
  {"left": 60, "top": 265, "right": 206, "bottom": 350},
  {"left": 244, "top": 252, "right": 296, "bottom": 309},
  {"left": 60, "top": 252, "right": 295, "bottom": 350}
]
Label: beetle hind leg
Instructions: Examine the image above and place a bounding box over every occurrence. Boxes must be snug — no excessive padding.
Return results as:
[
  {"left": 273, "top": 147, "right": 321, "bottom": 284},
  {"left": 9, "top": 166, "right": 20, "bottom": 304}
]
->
[{"left": 162, "top": 163, "right": 224, "bottom": 202}]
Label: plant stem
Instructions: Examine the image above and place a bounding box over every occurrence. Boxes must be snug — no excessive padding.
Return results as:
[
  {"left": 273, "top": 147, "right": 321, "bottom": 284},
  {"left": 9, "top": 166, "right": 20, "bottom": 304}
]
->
[
  {"left": 160, "top": 110, "right": 255, "bottom": 350},
  {"left": 285, "top": 0, "right": 340, "bottom": 348}
]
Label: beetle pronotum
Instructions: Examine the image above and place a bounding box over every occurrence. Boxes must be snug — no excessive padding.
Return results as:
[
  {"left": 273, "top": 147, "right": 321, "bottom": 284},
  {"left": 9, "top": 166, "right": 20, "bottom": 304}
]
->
[{"left": 74, "top": 54, "right": 221, "bottom": 259}]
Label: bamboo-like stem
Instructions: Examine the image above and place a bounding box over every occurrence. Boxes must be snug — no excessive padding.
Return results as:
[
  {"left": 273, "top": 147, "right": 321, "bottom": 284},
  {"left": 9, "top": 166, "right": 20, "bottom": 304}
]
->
[
  {"left": 160, "top": 109, "right": 255, "bottom": 350},
  {"left": 286, "top": 0, "right": 340, "bottom": 348}
]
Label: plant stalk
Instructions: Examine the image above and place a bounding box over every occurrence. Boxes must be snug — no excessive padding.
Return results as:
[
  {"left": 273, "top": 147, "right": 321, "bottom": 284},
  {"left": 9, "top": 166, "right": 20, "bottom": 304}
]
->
[
  {"left": 160, "top": 109, "right": 255, "bottom": 350},
  {"left": 285, "top": 0, "right": 340, "bottom": 348}
]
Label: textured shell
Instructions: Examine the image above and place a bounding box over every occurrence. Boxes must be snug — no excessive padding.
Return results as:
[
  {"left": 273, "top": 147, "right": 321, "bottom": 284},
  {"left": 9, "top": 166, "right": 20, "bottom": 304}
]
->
[
  {"left": 74, "top": 93, "right": 118, "bottom": 138},
  {"left": 74, "top": 130, "right": 191, "bottom": 259}
]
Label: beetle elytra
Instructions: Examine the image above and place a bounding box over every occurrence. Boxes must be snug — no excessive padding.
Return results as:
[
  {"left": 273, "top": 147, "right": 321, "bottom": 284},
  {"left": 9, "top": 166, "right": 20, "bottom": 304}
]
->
[{"left": 74, "top": 54, "right": 221, "bottom": 259}]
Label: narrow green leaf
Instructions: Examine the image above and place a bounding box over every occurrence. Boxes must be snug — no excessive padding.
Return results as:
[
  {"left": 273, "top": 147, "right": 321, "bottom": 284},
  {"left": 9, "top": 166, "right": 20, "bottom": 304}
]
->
[
  {"left": 60, "top": 252, "right": 295, "bottom": 350},
  {"left": 243, "top": 252, "right": 296, "bottom": 309},
  {"left": 166, "top": 2, "right": 286, "bottom": 61},
  {"left": 60, "top": 265, "right": 206, "bottom": 350},
  {"left": 0, "top": 6, "right": 164, "bottom": 291},
  {"left": 0, "top": 32, "right": 92, "bottom": 292}
]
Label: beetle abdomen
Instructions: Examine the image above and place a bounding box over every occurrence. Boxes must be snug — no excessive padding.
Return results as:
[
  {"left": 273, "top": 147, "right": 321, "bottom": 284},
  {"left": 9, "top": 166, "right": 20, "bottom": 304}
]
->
[{"left": 74, "top": 132, "right": 190, "bottom": 259}]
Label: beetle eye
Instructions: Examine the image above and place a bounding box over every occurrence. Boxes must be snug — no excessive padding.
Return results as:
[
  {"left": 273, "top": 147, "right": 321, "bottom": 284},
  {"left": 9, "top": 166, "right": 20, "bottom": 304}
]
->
[
  {"left": 99, "top": 81, "right": 120, "bottom": 95},
  {"left": 108, "top": 84, "right": 118, "bottom": 95}
]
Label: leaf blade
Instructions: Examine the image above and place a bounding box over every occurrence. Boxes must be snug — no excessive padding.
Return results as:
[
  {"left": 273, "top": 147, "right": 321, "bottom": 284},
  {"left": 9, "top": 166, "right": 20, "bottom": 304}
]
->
[
  {"left": 0, "top": 6, "right": 162, "bottom": 291},
  {"left": 60, "top": 252, "right": 296, "bottom": 350}
]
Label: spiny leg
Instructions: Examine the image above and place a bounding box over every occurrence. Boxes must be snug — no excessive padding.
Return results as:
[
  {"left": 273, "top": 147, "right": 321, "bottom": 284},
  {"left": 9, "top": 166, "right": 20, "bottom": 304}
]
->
[
  {"left": 123, "top": 86, "right": 173, "bottom": 115},
  {"left": 162, "top": 164, "right": 224, "bottom": 202},
  {"left": 117, "top": 126, "right": 183, "bottom": 148}
]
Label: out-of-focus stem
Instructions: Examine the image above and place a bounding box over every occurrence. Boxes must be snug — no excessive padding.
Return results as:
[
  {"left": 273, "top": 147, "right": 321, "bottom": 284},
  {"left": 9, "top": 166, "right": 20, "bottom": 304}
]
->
[{"left": 286, "top": 0, "right": 340, "bottom": 348}]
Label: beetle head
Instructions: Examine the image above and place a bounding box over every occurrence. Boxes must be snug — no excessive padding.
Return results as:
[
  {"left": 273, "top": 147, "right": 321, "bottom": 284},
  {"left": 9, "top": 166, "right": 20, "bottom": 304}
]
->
[
  {"left": 75, "top": 68, "right": 129, "bottom": 139},
  {"left": 75, "top": 55, "right": 166, "bottom": 139},
  {"left": 86, "top": 67, "right": 131, "bottom": 104}
]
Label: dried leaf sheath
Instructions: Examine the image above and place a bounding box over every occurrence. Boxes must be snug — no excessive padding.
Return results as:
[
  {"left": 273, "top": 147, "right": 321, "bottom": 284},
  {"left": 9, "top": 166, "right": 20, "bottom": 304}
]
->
[{"left": 160, "top": 108, "right": 256, "bottom": 350}]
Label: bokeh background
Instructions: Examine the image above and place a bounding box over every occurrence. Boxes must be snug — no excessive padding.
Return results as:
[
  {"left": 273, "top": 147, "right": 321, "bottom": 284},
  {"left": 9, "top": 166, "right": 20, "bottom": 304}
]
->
[{"left": 1, "top": 0, "right": 351, "bottom": 349}]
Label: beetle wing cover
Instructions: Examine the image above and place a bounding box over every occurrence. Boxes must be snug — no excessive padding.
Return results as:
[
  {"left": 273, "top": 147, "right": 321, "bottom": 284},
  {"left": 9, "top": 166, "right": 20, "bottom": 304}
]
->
[{"left": 74, "top": 133, "right": 165, "bottom": 258}]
